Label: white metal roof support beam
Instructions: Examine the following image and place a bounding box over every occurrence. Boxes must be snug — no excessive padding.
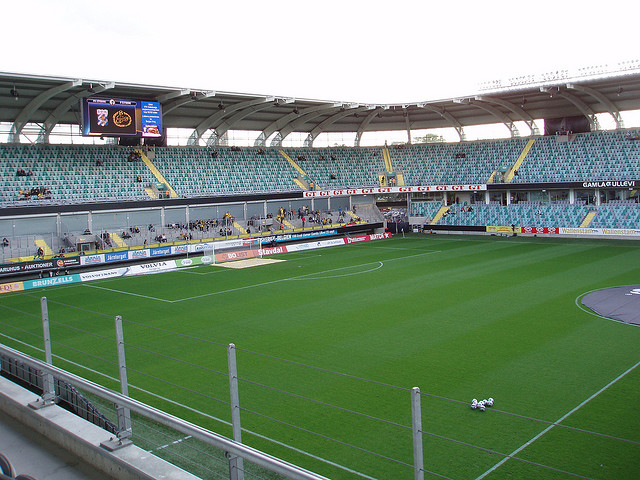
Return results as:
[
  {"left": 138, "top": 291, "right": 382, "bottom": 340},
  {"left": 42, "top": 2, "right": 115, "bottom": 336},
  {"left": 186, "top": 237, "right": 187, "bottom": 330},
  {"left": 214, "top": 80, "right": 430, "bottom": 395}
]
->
[
  {"left": 9, "top": 79, "right": 82, "bottom": 142},
  {"left": 258, "top": 104, "right": 335, "bottom": 145},
  {"left": 474, "top": 96, "right": 539, "bottom": 135},
  {"left": 557, "top": 91, "right": 599, "bottom": 131},
  {"left": 566, "top": 83, "right": 623, "bottom": 128},
  {"left": 354, "top": 108, "right": 382, "bottom": 146},
  {"left": 420, "top": 105, "right": 465, "bottom": 141},
  {"left": 540, "top": 87, "right": 599, "bottom": 131},
  {"left": 39, "top": 83, "right": 115, "bottom": 143},
  {"left": 404, "top": 111, "right": 411, "bottom": 144},
  {"left": 278, "top": 106, "right": 344, "bottom": 142},
  {"left": 162, "top": 90, "right": 215, "bottom": 115},
  {"left": 467, "top": 101, "right": 519, "bottom": 137},
  {"left": 189, "top": 97, "right": 270, "bottom": 145},
  {"left": 304, "top": 107, "right": 370, "bottom": 146},
  {"left": 207, "top": 102, "right": 277, "bottom": 146}
]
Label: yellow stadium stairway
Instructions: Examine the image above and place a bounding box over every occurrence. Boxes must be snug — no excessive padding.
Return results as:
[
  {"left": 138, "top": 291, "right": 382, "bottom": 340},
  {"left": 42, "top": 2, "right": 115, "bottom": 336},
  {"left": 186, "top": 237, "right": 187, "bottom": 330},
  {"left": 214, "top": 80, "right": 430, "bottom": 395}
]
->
[
  {"left": 34, "top": 238, "right": 53, "bottom": 256},
  {"left": 110, "top": 232, "right": 128, "bottom": 248},
  {"left": 293, "top": 178, "right": 307, "bottom": 190},
  {"left": 137, "top": 148, "right": 179, "bottom": 198},
  {"left": 144, "top": 186, "right": 159, "bottom": 199},
  {"left": 345, "top": 211, "right": 365, "bottom": 223},
  {"left": 505, "top": 139, "right": 535, "bottom": 183},
  {"left": 381, "top": 145, "right": 404, "bottom": 186},
  {"left": 580, "top": 211, "right": 598, "bottom": 228},
  {"left": 382, "top": 146, "right": 393, "bottom": 172},
  {"left": 487, "top": 171, "right": 497, "bottom": 183},
  {"left": 279, "top": 150, "right": 318, "bottom": 190},
  {"left": 233, "top": 221, "right": 247, "bottom": 235},
  {"left": 283, "top": 219, "right": 295, "bottom": 229},
  {"left": 430, "top": 205, "right": 451, "bottom": 224}
]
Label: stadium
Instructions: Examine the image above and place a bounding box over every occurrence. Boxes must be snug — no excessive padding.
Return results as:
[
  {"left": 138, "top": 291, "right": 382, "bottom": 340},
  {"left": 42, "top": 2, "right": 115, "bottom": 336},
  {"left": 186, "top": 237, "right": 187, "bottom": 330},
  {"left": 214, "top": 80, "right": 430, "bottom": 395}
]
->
[{"left": 1, "top": 9, "right": 640, "bottom": 480}]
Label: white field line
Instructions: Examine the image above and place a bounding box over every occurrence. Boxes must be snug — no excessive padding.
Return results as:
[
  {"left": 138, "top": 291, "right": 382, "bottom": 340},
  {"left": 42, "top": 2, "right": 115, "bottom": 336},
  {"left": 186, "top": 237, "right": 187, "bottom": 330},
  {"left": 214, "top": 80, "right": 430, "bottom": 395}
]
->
[
  {"left": 575, "top": 287, "right": 640, "bottom": 328},
  {"left": 149, "top": 435, "right": 193, "bottom": 453},
  {"left": 82, "top": 283, "right": 173, "bottom": 303},
  {"left": 289, "top": 261, "right": 383, "bottom": 280},
  {"left": 475, "top": 358, "right": 640, "bottom": 480},
  {"left": 78, "top": 250, "right": 441, "bottom": 303},
  {"left": 177, "top": 254, "right": 324, "bottom": 275},
  {"left": 173, "top": 250, "right": 442, "bottom": 303}
]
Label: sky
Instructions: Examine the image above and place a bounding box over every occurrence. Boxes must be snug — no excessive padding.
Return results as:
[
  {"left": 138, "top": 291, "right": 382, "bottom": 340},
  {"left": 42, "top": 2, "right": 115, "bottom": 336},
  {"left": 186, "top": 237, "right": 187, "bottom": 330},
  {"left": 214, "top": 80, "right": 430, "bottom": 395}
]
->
[{"left": 4, "top": 0, "right": 639, "bottom": 104}]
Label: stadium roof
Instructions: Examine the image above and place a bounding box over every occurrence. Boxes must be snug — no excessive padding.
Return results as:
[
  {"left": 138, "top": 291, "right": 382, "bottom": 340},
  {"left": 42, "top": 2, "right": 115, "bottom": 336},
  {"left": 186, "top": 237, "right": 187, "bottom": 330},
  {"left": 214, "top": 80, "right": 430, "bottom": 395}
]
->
[{"left": 2, "top": 69, "right": 640, "bottom": 146}]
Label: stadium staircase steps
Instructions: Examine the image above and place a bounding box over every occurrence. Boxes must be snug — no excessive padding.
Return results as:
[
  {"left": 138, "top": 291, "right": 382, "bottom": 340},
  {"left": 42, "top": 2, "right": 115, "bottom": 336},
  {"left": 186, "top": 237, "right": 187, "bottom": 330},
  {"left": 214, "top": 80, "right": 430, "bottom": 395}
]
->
[
  {"left": 283, "top": 219, "right": 295, "bottom": 230},
  {"left": 137, "top": 149, "right": 179, "bottom": 198},
  {"left": 580, "top": 211, "right": 598, "bottom": 228},
  {"left": 110, "top": 232, "right": 128, "bottom": 248},
  {"left": 293, "top": 177, "right": 307, "bottom": 190},
  {"left": 34, "top": 238, "right": 53, "bottom": 257},
  {"left": 345, "top": 210, "right": 366, "bottom": 224},
  {"left": 431, "top": 205, "right": 451, "bottom": 224},
  {"left": 487, "top": 171, "right": 497, "bottom": 183},
  {"left": 279, "top": 150, "right": 318, "bottom": 190},
  {"left": 233, "top": 221, "right": 247, "bottom": 235},
  {"left": 144, "top": 186, "right": 159, "bottom": 199},
  {"left": 382, "top": 146, "right": 393, "bottom": 172},
  {"left": 505, "top": 138, "right": 536, "bottom": 182},
  {"left": 381, "top": 146, "right": 404, "bottom": 186}
]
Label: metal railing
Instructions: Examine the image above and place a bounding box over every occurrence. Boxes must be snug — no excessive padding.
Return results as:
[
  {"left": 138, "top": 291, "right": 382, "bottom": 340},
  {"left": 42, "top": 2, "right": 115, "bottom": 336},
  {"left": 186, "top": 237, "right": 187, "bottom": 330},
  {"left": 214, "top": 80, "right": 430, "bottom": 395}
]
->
[{"left": 0, "top": 341, "right": 330, "bottom": 480}]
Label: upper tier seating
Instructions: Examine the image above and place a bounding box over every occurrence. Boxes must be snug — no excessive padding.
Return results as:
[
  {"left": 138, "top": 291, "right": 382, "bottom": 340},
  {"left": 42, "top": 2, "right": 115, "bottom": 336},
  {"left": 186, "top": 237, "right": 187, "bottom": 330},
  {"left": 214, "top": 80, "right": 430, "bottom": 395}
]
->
[
  {"left": 390, "top": 138, "right": 529, "bottom": 185},
  {"left": 511, "top": 130, "right": 640, "bottom": 183},
  {"left": 0, "top": 129, "right": 639, "bottom": 206},
  {"left": 282, "top": 147, "right": 382, "bottom": 188},
  {"left": 152, "top": 147, "right": 299, "bottom": 196},
  {"left": 0, "top": 144, "right": 151, "bottom": 204}
]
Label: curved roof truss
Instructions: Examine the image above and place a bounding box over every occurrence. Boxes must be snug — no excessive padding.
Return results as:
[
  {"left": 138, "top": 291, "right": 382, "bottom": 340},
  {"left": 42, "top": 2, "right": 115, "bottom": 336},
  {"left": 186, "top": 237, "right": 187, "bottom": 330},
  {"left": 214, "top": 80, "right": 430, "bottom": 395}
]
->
[
  {"left": 9, "top": 79, "right": 82, "bottom": 142},
  {"left": 566, "top": 83, "right": 623, "bottom": 128}
]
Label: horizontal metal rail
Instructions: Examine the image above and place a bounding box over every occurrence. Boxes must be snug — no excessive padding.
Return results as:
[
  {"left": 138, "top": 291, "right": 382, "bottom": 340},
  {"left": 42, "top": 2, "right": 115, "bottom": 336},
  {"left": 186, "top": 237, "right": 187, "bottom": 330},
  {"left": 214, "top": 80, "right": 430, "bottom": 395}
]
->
[{"left": 0, "top": 343, "right": 330, "bottom": 480}]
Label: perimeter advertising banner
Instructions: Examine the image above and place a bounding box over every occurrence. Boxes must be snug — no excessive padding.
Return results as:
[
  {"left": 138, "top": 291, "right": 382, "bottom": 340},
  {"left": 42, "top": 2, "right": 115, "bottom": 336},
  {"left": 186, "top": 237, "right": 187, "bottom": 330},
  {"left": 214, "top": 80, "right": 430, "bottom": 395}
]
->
[
  {"left": 23, "top": 274, "right": 82, "bottom": 290},
  {"left": 176, "top": 255, "right": 215, "bottom": 268},
  {"left": 520, "top": 226, "right": 559, "bottom": 234},
  {"left": 559, "top": 227, "right": 640, "bottom": 236},
  {"left": 0, "top": 281, "right": 24, "bottom": 294},
  {"left": 486, "top": 226, "right": 516, "bottom": 234},
  {"left": 303, "top": 185, "right": 486, "bottom": 198},
  {"left": 215, "top": 250, "right": 259, "bottom": 262},
  {"left": 344, "top": 232, "right": 393, "bottom": 244}
]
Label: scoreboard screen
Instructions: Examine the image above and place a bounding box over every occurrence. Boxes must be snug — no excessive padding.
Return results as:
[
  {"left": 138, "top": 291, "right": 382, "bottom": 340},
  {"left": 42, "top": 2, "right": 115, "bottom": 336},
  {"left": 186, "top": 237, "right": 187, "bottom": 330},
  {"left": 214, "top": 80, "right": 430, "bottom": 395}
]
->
[{"left": 81, "top": 97, "right": 162, "bottom": 138}]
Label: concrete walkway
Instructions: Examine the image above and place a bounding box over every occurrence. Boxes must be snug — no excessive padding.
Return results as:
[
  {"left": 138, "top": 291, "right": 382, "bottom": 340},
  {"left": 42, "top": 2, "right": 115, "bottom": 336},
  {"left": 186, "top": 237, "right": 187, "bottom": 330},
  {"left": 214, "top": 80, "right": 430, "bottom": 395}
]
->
[{"left": 0, "top": 409, "right": 106, "bottom": 480}]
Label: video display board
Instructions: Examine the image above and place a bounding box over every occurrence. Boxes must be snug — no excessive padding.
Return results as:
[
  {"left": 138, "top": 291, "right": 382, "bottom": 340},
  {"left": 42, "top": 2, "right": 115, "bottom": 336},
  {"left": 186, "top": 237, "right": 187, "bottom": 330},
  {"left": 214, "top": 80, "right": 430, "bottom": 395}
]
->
[{"left": 81, "top": 97, "right": 162, "bottom": 138}]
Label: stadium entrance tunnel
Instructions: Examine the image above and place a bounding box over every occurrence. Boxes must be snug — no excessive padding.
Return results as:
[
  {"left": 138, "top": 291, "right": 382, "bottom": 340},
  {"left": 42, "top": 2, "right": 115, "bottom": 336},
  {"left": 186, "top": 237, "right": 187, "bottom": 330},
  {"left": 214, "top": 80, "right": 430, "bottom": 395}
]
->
[{"left": 580, "top": 285, "right": 640, "bottom": 325}]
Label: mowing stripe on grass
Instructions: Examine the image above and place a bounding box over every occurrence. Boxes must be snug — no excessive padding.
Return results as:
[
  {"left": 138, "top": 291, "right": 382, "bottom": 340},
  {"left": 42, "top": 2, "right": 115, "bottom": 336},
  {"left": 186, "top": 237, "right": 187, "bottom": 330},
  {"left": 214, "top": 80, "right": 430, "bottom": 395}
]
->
[
  {"left": 475, "top": 358, "right": 640, "bottom": 480},
  {"left": 173, "top": 250, "right": 441, "bottom": 303},
  {"left": 77, "top": 250, "right": 442, "bottom": 303},
  {"left": 82, "top": 283, "right": 174, "bottom": 303}
]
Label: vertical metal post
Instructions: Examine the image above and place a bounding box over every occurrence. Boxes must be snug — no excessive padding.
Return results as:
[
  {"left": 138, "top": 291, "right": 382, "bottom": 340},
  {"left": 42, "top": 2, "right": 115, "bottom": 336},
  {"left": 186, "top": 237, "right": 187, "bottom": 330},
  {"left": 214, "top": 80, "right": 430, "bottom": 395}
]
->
[
  {"left": 30, "top": 297, "right": 56, "bottom": 409},
  {"left": 411, "top": 387, "right": 424, "bottom": 480},
  {"left": 227, "top": 343, "right": 244, "bottom": 480},
  {"left": 101, "top": 315, "right": 133, "bottom": 451}
]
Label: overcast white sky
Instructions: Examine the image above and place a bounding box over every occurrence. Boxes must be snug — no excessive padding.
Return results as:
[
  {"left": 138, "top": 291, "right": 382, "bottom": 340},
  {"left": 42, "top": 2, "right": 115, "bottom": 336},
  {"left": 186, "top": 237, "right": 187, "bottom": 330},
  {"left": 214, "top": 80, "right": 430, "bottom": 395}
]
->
[{"left": 4, "top": 0, "right": 639, "bottom": 104}]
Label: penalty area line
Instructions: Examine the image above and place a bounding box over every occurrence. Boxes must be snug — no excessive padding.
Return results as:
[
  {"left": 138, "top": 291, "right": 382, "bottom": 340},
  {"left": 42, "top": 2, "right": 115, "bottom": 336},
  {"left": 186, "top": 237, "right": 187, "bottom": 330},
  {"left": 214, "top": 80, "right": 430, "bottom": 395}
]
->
[
  {"left": 474, "top": 358, "right": 640, "bottom": 480},
  {"left": 82, "top": 283, "right": 173, "bottom": 303}
]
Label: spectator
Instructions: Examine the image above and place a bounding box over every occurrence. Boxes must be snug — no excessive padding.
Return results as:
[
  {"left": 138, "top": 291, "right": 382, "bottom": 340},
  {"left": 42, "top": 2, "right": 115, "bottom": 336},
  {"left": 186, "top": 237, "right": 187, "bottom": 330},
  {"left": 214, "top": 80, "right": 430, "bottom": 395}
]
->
[{"left": 2, "top": 237, "right": 8, "bottom": 247}]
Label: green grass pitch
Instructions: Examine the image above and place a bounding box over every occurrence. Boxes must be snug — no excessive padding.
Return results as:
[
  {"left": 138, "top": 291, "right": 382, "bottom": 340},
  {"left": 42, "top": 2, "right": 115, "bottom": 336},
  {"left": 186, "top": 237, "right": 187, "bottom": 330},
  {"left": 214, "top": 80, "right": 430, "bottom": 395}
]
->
[{"left": 1, "top": 234, "right": 639, "bottom": 480}]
